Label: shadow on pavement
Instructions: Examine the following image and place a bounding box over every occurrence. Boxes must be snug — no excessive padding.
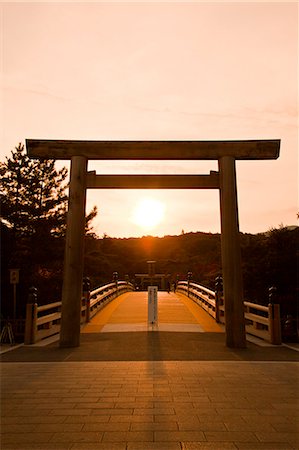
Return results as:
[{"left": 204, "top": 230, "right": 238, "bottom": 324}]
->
[{"left": 1, "top": 332, "right": 298, "bottom": 362}]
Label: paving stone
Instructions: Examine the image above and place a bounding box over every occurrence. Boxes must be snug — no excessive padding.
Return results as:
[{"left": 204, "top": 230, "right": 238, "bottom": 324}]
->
[
  {"left": 272, "top": 422, "right": 299, "bottom": 432},
  {"left": 83, "top": 422, "right": 130, "bottom": 431},
  {"left": 179, "top": 420, "right": 227, "bottom": 432},
  {"left": 1, "top": 433, "right": 54, "bottom": 444},
  {"left": 127, "top": 443, "right": 181, "bottom": 450},
  {"left": 215, "top": 408, "right": 259, "bottom": 417},
  {"left": 50, "top": 431, "right": 103, "bottom": 442},
  {"left": 153, "top": 414, "right": 182, "bottom": 423},
  {"left": 72, "top": 444, "right": 126, "bottom": 450},
  {"left": 102, "top": 431, "right": 154, "bottom": 442},
  {"left": 241, "top": 415, "right": 289, "bottom": 424},
  {"left": 224, "top": 421, "right": 276, "bottom": 432},
  {"left": 93, "top": 408, "right": 133, "bottom": 415},
  {"left": 133, "top": 407, "right": 175, "bottom": 415},
  {"left": 176, "top": 417, "right": 202, "bottom": 430},
  {"left": 2, "top": 423, "right": 83, "bottom": 433},
  {"left": 154, "top": 431, "right": 206, "bottom": 441},
  {"left": 74, "top": 402, "right": 115, "bottom": 409},
  {"left": 255, "top": 431, "right": 299, "bottom": 445},
  {"left": 1, "top": 408, "right": 53, "bottom": 417},
  {"left": 109, "top": 414, "right": 154, "bottom": 422},
  {"left": 49, "top": 409, "right": 92, "bottom": 416},
  {"left": 0, "top": 444, "right": 72, "bottom": 450},
  {"left": 204, "top": 431, "right": 259, "bottom": 442},
  {"left": 130, "top": 422, "right": 178, "bottom": 431},
  {"left": 234, "top": 443, "right": 294, "bottom": 449},
  {"left": 115, "top": 401, "right": 154, "bottom": 408},
  {"left": 183, "top": 444, "right": 237, "bottom": 449},
  {"left": 65, "top": 415, "right": 109, "bottom": 423},
  {"left": 1, "top": 416, "right": 67, "bottom": 424}
]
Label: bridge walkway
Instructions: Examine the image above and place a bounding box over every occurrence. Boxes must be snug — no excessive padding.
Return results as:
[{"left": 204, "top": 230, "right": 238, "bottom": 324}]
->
[{"left": 83, "top": 291, "right": 223, "bottom": 334}]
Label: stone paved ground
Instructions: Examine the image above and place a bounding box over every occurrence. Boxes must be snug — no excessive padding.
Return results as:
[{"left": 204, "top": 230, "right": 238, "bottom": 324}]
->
[
  {"left": 1, "top": 361, "right": 298, "bottom": 450},
  {"left": 1, "top": 292, "right": 298, "bottom": 449}
]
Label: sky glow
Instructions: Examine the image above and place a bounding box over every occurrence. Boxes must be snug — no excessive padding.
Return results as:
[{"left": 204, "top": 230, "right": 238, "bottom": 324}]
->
[
  {"left": 1, "top": 2, "right": 298, "bottom": 237},
  {"left": 131, "top": 197, "right": 165, "bottom": 230}
]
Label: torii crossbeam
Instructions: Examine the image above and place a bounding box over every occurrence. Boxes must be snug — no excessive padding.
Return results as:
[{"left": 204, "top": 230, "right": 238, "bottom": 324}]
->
[{"left": 26, "top": 139, "right": 280, "bottom": 349}]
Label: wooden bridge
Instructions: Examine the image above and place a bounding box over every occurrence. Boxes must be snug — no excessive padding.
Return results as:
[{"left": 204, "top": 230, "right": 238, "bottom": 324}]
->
[{"left": 23, "top": 279, "right": 282, "bottom": 347}]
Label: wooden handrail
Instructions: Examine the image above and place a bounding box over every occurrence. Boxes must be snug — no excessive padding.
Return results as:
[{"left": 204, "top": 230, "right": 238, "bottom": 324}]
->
[
  {"left": 37, "top": 302, "right": 62, "bottom": 313},
  {"left": 24, "top": 281, "right": 134, "bottom": 345},
  {"left": 244, "top": 301, "right": 268, "bottom": 313},
  {"left": 177, "top": 280, "right": 281, "bottom": 345},
  {"left": 24, "top": 279, "right": 280, "bottom": 346}
]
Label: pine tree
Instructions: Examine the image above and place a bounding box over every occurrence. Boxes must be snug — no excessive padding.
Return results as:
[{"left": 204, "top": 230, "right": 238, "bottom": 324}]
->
[
  {"left": 0, "top": 143, "right": 68, "bottom": 237},
  {"left": 0, "top": 143, "right": 98, "bottom": 312}
]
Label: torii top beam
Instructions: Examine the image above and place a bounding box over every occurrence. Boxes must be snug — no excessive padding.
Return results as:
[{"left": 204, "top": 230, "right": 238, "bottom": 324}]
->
[{"left": 26, "top": 139, "right": 280, "bottom": 160}]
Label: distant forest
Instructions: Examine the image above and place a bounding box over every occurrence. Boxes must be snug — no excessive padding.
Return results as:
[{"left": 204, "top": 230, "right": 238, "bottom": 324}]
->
[
  {"left": 84, "top": 227, "right": 298, "bottom": 319},
  {"left": 1, "top": 225, "right": 298, "bottom": 321}
]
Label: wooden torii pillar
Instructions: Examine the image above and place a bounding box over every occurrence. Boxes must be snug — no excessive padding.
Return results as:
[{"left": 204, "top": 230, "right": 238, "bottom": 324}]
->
[{"left": 26, "top": 139, "right": 280, "bottom": 348}]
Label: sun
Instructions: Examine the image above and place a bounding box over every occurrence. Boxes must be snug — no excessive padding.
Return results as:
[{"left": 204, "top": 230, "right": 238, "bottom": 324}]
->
[{"left": 132, "top": 197, "right": 165, "bottom": 230}]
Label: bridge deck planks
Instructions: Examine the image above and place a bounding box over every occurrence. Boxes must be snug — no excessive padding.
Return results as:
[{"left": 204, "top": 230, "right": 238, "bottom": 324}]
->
[{"left": 82, "top": 291, "right": 224, "bottom": 334}]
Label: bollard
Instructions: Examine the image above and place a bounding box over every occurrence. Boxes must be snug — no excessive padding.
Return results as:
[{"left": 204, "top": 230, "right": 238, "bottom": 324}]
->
[{"left": 83, "top": 277, "right": 91, "bottom": 322}]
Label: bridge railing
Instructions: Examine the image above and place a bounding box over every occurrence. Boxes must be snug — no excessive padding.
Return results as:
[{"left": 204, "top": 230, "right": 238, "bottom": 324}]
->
[
  {"left": 177, "top": 280, "right": 281, "bottom": 345},
  {"left": 24, "top": 281, "right": 134, "bottom": 345},
  {"left": 177, "top": 281, "right": 218, "bottom": 318}
]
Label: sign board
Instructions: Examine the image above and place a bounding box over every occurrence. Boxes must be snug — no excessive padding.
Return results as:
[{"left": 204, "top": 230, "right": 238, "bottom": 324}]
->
[
  {"left": 148, "top": 286, "right": 158, "bottom": 324},
  {"left": 10, "top": 269, "right": 20, "bottom": 285}
]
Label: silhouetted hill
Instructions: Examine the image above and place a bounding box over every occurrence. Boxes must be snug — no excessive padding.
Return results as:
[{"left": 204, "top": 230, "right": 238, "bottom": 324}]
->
[
  {"left": 1, "top": 225, "right": 298, "bottom": 321},
  {"left": 84, "top": 227, "right": 298, "bottom": 318}
]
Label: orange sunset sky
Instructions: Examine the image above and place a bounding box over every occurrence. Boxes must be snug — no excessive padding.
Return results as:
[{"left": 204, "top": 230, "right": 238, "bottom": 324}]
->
[{"left": 1, "top": 1, "right": 298, "bottom": 238}]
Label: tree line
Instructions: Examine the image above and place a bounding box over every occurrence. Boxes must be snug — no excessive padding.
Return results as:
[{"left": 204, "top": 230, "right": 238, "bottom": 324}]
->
[{"left": 1, "top": 144, "right": 298, "bottom": 325}]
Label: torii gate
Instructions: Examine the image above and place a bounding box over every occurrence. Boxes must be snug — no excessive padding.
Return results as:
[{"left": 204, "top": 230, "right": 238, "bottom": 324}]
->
[{"left": 26, "top": 139, "right": 280, "bottom": 349}]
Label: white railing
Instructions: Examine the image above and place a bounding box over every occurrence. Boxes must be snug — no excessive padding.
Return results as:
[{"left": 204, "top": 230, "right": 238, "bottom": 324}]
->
[
  {"left": 24, "top": 281, "right": 134, "bottom": 345},
  {"left": 176, "top": 280, "right": 281, "bottom": 345},
  {"left": 243, "top": 301, "right": 281, "bottom": 345},
  {"left": 176, "top": 281, "right": 219, "bottom": 319},
  {"left": 88, "top": 281, "right": 133, "bottom": 319}
]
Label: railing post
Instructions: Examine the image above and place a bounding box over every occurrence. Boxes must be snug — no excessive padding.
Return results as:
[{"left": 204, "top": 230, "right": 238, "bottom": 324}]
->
[
  {"left": 268, "top": 286, "right": 281, "bottom": 345},
  {"left": 24, "top": 287, "right": 38, "bottom": 345},
  {"left": 215, "top": 276, "right": 223, "bottom": 323},
  {"left": 83, "top": 277, "right": 91, "bottom": 323},
  {"left": 187, "top": 272, "right": 192, "bottom": 298},
  {"left": 113, "top": 272, "right": 119, "bottom": 297},
  {"left": 24, "top": 303, "right": 37, "bottom": 345},
  {"left": 24, "top": 304, "right": 33, "bottom": 345},
  {"left": 31, "top": 303, "right": 38, "bottom": 344},
  {"left": 268, "top": 303, "right": 281, "bottom": 345}
]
